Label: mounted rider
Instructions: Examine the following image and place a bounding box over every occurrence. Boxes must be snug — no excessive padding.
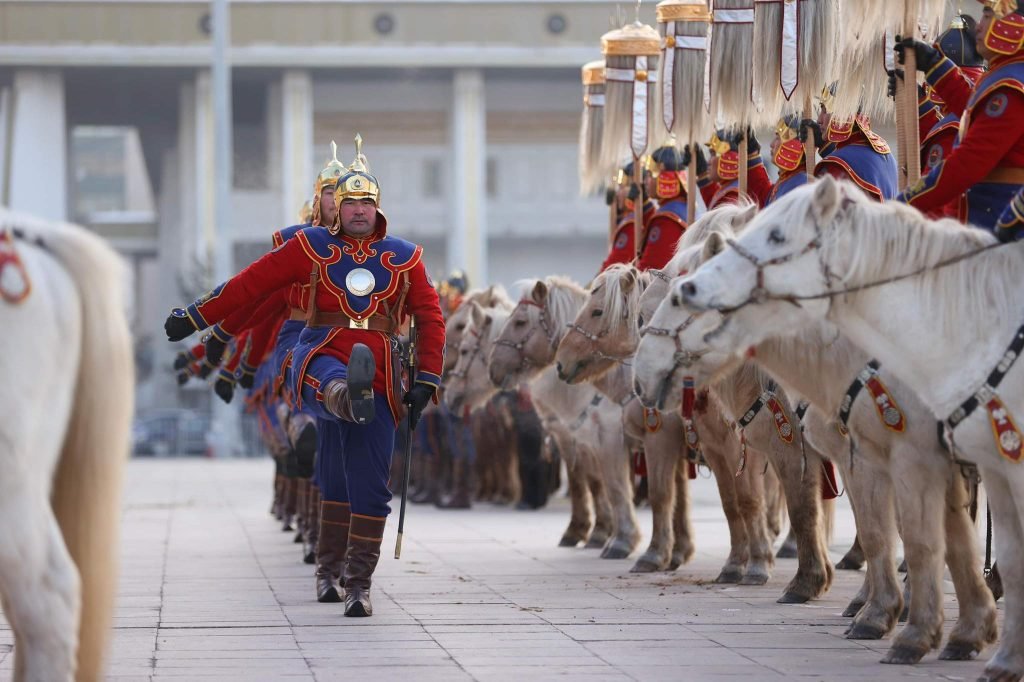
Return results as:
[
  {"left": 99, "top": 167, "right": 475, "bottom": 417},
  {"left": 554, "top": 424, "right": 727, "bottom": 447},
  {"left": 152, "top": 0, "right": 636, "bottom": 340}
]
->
[
  {"left": 896, "top": 0, "right": 1024, "bottom": 232},
  {"left": 766, "top": 115, "right": 810, "bottom": 205},
  {"left": 599, "top": 161, "right": 656, "bottom": 272},
  {"left": 638, "top": 144, "right": 689, "bottom": 271},
  {"left": 702, "top": 129, "right": 772, "bottom": 210}
]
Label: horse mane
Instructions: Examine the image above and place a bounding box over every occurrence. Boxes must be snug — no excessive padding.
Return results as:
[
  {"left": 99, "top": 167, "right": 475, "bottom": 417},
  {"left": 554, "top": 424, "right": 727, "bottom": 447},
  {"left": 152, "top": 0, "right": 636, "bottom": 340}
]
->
[
  {"left": 590, "top": 264, "right": 641, "bottom": 332},
  {"left": 663, "top": 203, "right": 751, "bottom": 276},
  {"left": 464, "top": 284, "right": 514, "bottom": 312},
  {"left": 541, "top": 275, "right": 588, "bottom": 331},
  {"left": 799, "top": 183, "right": 1024, "bottom": 338}
]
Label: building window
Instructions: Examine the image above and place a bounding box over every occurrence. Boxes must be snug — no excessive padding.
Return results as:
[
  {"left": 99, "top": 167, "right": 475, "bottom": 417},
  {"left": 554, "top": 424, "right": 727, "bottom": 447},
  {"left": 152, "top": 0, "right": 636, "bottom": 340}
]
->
[
  {"left": 486, "top": 157, "right": 498, "bottom": 198},
  {"left": 423, "top": 158, "right": 442, "bottom": 198}
]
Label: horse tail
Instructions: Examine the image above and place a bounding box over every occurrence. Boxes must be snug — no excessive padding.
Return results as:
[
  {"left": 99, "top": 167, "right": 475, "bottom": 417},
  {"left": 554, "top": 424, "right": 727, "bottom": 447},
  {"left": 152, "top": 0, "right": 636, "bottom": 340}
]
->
[
  {"left": 821, "top": 496, "right": 835, "bottom": 545},
  {"left": 19, "top": 214, "right": 135, "bottom": 681}
]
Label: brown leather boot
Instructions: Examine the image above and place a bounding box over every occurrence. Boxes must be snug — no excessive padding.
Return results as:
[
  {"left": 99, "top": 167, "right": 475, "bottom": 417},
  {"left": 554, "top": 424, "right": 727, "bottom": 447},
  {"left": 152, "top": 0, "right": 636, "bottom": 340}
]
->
[
  {"left": 322, "top": 344, "right": 376, "bottom": 424},
  {"left": 294, "top": 479, "right": 308, "bottom": 543},
  {"left": 315, "top": 501, "right": 351, "bottom": 603},
  {"left": 344, "top": 514, "right": 387, "bottom": 617},
  {"left": 304, "top": 483, "right": 320, "bottom": 564},
  {"left": 282, "top": 477, "right": 298, "bottom": 532}
]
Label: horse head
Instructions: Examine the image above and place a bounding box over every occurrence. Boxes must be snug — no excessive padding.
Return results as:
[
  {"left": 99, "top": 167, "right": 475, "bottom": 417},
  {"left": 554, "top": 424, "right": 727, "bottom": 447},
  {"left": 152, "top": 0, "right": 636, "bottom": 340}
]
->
[
  {"left": 445, "top": 301, "right": 509, "bottom": 413},
  {"left": 555, "top": 264, "right": 641, "bottom": 385}
]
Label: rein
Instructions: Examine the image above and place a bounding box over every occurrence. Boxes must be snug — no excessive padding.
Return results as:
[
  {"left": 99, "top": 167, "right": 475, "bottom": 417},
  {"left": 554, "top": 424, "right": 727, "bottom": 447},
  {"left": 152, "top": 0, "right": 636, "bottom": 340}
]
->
[{"left": 641, "top": 314, "right": 707, "bottom": 409}]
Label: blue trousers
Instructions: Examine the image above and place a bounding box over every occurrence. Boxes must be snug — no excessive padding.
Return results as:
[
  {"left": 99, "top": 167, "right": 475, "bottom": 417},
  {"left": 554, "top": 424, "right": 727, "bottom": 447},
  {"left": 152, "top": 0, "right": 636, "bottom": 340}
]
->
[{"left": 301, "top": 354, "right": 396, "bottom": 517}]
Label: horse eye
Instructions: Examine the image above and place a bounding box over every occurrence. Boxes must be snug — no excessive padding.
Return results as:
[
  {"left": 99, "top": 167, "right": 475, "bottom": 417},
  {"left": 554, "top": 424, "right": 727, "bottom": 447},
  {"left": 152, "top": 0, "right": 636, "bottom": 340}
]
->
[
  {"left": 637, "top": 315, "right": 645, "bottom": 329},
  {"left": 768, "top": 227, "right": 786, "bottom": 245},
  {"left": 456, "top": 323, "right": 466, "bottom": 331},
  {"left": 514, "top": 320, "right": 527, "bottom": 328},
  {"left": 460, "top": 348, "right": 468, "bottom": 356},
  {"left": 591, "top": 309, "right": 604, "bottom": 318}
]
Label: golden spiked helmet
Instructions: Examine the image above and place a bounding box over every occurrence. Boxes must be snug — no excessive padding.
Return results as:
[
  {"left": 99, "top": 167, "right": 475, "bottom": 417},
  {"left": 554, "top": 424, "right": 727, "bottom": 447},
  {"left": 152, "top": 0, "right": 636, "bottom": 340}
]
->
[{"left": 335, "top": 134, "right": 381, "bottom": 206}]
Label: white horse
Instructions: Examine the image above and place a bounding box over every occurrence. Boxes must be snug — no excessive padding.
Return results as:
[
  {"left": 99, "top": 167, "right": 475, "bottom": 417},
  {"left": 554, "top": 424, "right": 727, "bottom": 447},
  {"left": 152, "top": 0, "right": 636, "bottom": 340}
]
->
[
  {"left": 635, "top": 218, "right": 998, "bottom": 664},
  {"left": 673, "top": 176, "right": 1021, "bottom": 681},
  {"left": 0, "top": 209, "right": 133, "bottom": 681},
  {"left": 489, "top": 276, "right": 642, "bottom": 558}
]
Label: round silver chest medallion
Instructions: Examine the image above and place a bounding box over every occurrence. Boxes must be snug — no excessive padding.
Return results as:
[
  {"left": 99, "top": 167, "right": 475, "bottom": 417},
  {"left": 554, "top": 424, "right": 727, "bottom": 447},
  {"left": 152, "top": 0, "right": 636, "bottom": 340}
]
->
[{"left": 346, "top": 268, "right": 376, "bottom": 297}]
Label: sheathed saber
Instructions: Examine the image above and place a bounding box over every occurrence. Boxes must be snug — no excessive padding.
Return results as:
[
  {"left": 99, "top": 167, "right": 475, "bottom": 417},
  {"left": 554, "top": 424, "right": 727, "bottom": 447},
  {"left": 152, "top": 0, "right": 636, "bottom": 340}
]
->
[{"left": 394, "top": 318, "right": 417, "bottom": 559}]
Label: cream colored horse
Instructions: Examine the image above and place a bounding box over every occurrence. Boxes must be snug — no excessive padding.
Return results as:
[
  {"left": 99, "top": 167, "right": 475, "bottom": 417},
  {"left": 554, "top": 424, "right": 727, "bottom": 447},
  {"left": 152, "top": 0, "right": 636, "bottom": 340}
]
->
[
  {"left": 663, "top": 178, "right": 1006, "bottom": 672},
  {"left": 488, "top": 277, "right": 642, "bottom": 558},
  {"left": 0, "top": 209, "right": 133, "bottom": 681}
]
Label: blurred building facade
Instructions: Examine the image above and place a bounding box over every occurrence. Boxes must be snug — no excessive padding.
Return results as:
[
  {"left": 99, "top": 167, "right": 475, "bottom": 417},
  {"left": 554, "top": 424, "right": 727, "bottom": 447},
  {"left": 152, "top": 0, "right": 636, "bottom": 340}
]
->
[{"left": 0, "top": 0, "right": 619, "bottom": 420}]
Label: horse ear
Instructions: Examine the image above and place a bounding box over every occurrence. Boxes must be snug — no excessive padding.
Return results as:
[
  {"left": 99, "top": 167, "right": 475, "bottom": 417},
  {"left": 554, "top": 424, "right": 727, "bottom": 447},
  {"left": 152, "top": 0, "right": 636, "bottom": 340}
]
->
[
  {"left": 732, "top": 203, "right": 758, "bottom": 230},
  {"left": 469, "top": 301, "right": 485, "bottom": 327},
  {"left": 701, "top": 232, "right": 726, "bottom": 262},
  {"left": 619, "top": 269, "right": 637, "bottom": 293},
  {"left": 531, "top": 280, "right": 549, "bottom": 305},
  {"left": 811, "top": 175, "right": 842, "bottom": 224},
  {"left": 484, "top": 285, "right": 495, "bottom": 305}
]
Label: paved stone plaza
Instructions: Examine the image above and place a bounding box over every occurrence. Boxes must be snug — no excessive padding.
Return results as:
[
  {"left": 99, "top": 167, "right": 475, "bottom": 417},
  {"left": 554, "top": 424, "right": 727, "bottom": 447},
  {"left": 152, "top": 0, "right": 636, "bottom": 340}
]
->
[{"left": 0, "top": 459, "right": 1002, "bottom": 681}]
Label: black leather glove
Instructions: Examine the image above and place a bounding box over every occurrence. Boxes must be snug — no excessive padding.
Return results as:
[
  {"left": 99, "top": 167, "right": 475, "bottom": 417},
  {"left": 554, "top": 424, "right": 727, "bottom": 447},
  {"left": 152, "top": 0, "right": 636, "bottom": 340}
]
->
[
  {"left": 895, "top": 36, "right": 942, "bottom": 73},
  {"left": 605, "top": 186, "right": 616, "bottom": 206},
  {"left": 165, "top": 309, "right": 197, "bottom": 342},
  {"left": 744, "top": 128, "right": 761, "bottom": 155},
  {"left": 403, "top": 384, "right": 435, "bottom": 430},
  {"left": 887, "top": 69, "right": 904, "bottom": 99},
  {"left": 214, "top": 377, "right": 235, "bottom": 404},
  {"left": 682, "top": 144, "right": 708, "bottom": 176},
  {"left": 799, "top": 119, "right": 825, "bottom": 149},
  {"left": 237, "top": 371, "right": 255, "bottom": 390},
  {"left": 197, "top": 361, "right": 216, "bottom": 380},
  {"left": 176, "top": 371, "right": 190, "bottom": 386},
  {"left": 205, "top": 336, "right": 228, "bottom": 366},
  {"left": 173, "top": 350, "right": 191, "bottom": 371}
]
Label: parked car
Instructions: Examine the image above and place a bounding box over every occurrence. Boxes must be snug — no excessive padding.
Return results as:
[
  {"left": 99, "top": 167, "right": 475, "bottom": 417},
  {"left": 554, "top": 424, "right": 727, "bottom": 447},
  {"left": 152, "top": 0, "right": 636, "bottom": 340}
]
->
[{"left": 133, "top": 409, "right": 211, "bottom": 457}]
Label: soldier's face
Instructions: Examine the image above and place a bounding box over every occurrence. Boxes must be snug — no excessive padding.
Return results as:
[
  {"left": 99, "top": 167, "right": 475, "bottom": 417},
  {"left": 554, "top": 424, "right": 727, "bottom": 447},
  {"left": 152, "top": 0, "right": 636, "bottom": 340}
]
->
[
  {"left": 977, "top": 8, "right": 997, "bottom": 60},
  {"left": 339, "top": 199, "right": 377, "bottom": 237},
  {"left": 644, "top": 172, "right": 658, "bottom": 198},
  {"left": 770, "top": 135, "right": 782, "bottom": 160},
  {"left": 817, "top": 105, "right": 831, "bottom": 131},
  {"left": 320, "top": 189, "right": 337, "bottom": 226},
  {"left": 708, "top": 155, "right": 721, "bottom": 184}
]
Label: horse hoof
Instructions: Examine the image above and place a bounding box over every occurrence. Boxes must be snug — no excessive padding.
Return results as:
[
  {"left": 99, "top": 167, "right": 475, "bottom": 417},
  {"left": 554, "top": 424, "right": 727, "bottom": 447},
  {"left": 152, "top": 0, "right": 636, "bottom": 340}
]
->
[
  {"left": 585, "top": 535, "right": 609, "bottom": 550},
  {"left": 293, "top": 531, "right": 304, "bottom": 544},
  {"left": 939, "top": 640, "right": 980, "bottom": 661},
  {"left": 715, "top": 568, "right": 743, "bottom": 584},
  {"left": 777, "top": 591, "right": 811, "bottom": 604},
  {"left": 842, "top": 600, "right": 865, "bottom": 618},
  {"left": 739, "top": 571, "right": 770, "bottom": 586},
  {"left": 600, "top": 544, "right": 632, "bottom": 560},
  {"left": 881, "top": 644, "right": 927, "bottom": 665},
  {"left": 835, "top": 557, "right": 864, "bottom": 571},
  {"left": 303, "top": 550, "right": 315, "bottom": 565},
  {"left": 846, "top": 622, "right": 887, "bottom": 640},
  {"left": 776, "top": 543, "right": 798, "bottom": 559},
  {"left": 630, "top": 558, "right": 663, "bottom": 573},
  {"left": 898, "top": 604, "right": 910, "bottom": 624},
  {"left": 558, "top": 535, "right": 583, "bottom": 548},
  {"left": 978, "top": 665, "right": 1024, "bottom": 682}
]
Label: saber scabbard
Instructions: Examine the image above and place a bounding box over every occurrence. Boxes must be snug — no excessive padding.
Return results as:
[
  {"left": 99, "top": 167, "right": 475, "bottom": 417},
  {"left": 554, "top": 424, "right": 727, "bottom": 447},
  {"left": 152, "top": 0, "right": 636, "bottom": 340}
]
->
[{"left": 395, "top": 319, "right": 417, "bottom": 559}]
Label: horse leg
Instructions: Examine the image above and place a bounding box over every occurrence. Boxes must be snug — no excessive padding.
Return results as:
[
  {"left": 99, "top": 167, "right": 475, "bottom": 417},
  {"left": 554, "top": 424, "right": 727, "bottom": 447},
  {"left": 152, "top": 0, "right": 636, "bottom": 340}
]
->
[
  {"left": 769, "top": 443, "right": 833, "bottom": 604},
  {"left": 585, "top": 453, "right": 614, "bottom": 549},
  {"left": 881, "top": 446, "right": 949, "bottom": 664},
  {"left": 734, "top": 448, "right": 774, "bottom": 586},
  {"left": 938, "top": 467, "right": 998, "bottom": 661},
  {"left": 671, "top": 454, "right": 695, "bottom": 569},
  {"left": 559, "top": 436, "right": 594, "bottom": 547},
  {"left": 839, "top": 451, "right": 902, "bottom": 640},
  {"left": 698, "top": 421, "right": 750, "bottom": 583},
  {"left": 631, "top": 425, "right": 678, "bottom": 572},
  {"left": 837, "top": 534, "right": 866, "bottom": 570},
  {"left": 777, "top": 527, "right": 799, "bottom": 559},
  {"left": 979, "top": 466, "right": 1024, "bottom": 682},
  {"left": 0, "top": 491, "right": 80, "bottom": 682},
  {"left": 598, "top": 439, "right": 642, "bottom": 560}
]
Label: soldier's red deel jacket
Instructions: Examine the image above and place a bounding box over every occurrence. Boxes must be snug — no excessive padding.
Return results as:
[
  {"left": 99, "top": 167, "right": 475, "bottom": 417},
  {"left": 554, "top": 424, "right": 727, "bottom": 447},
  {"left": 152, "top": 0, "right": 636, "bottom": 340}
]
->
[
  {"left": 638, "top": 197, "right": 688, "bottom": 271},
  {"left": 900, "top": 53, "right": 1024, "bottom": 228},
  {"left": 600, "top": 201, "right": 656, "bottom": 273},
  {"left": 182, "top": 215, "right": 445, "bottom": 422}
]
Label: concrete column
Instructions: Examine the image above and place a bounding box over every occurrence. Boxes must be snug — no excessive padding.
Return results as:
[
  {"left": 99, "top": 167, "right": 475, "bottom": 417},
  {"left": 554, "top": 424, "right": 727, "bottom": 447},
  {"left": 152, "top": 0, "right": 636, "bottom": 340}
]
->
[
  {"left": 448, "top": 69, "right": 488, "bottom": 286},
  {"left": 280, "top": 70, "right": 313, "bottom": 226},
  {"left": 8, "top": 70, "right": 67, "bottom": 221},
  {"left": 194, "top": 70, "right": 217, "bottom": 266}
]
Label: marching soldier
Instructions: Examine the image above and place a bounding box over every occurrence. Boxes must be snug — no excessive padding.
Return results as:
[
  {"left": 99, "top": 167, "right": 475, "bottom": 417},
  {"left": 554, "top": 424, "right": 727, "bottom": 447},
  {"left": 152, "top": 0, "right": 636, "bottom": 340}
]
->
[
  {"left": 800, "top": 86, "right": 899, "bottom": 201},
  {"left": 896, "top": 0, "right": 1024, "bottom": 229},
  {"left": 637, "top": 145, "right": 690, "bottom": 271},
  {"left": 766, "top": 116, "right": 810, "bottom": 205},
  {"left": 599, "top": 161, "right": 656, "bottom": 273},
  {"left": 164, "top": 136, "right": 445, "bottom": 618}
]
